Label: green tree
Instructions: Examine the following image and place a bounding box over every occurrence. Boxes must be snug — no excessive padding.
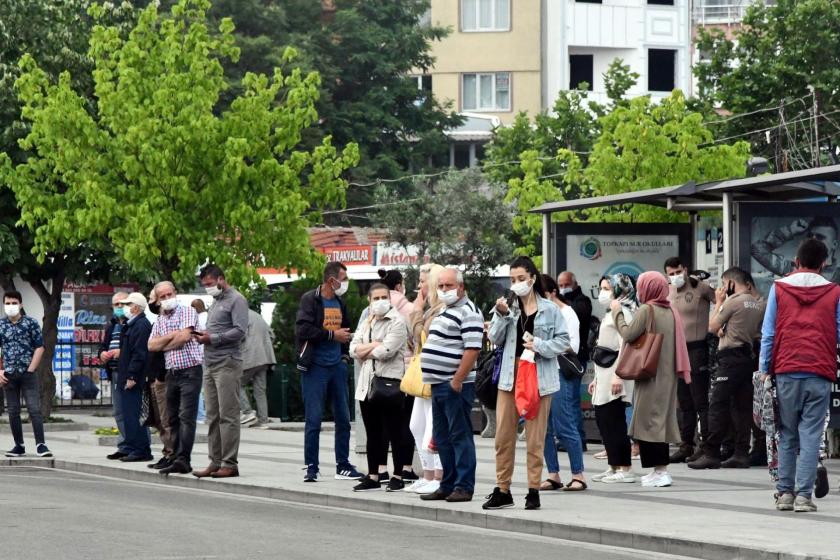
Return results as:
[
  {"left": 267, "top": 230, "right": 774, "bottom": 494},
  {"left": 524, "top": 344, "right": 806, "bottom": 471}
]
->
[
  {"left": 695, "top": 0, "right": 840, "bottom": 169},
  {"left": 2, "top": 0, "right": 359, "bottom": 291}
]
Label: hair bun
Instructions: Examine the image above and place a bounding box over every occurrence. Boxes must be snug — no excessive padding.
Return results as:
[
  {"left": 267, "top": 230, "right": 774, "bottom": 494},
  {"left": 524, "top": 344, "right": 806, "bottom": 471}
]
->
[{"left": 377, "top": 268, "right": 387, "bottom": 279}]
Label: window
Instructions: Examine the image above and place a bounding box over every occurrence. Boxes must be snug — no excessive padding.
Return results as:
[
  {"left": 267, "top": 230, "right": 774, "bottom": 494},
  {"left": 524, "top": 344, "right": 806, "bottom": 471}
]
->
[
  {"left": 410, "top": 75, "right": 432, "bottom": 92},
  {"left": 569, "top": 55, "right": 594, "bottom": 91},
  {"left": 648, "top": 49, "right": 676, "bottom": 92},
  {"left": 461, "top": 0, "right": 510, "bottom": 32},
  {"left": 647, "top": 0, "right": 675, "bottom": 5},
  {"left": 462, "top": 72, "right": 511, "bottom": 111}
]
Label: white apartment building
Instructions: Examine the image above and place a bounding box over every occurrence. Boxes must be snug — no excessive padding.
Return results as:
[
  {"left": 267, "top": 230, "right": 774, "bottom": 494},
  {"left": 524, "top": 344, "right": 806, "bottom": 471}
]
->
[{"left": 543, "top": 0, "right": 692, "bottom": 108}]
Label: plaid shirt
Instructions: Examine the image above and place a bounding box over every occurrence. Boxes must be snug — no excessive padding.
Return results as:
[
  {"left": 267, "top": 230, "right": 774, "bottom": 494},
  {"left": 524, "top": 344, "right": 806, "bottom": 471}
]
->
[{"left": 150, "top": 303, "right": 203, "bottom": 370}]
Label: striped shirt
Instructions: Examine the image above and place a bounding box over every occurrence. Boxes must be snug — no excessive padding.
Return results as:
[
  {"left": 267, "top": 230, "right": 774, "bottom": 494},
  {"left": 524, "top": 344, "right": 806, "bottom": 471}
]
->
[
  {"left": 421, "top": 296, "right": 484, "bottom": 384},
  {"left": 150, "top": 303, "right": 203, "bottom": 370}
]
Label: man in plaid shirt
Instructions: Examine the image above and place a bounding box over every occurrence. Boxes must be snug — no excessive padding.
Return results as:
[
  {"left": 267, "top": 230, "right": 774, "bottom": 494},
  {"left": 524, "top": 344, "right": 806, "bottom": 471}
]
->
[{"left": 148, "top": 281, "right": 203, "bottom": 475}]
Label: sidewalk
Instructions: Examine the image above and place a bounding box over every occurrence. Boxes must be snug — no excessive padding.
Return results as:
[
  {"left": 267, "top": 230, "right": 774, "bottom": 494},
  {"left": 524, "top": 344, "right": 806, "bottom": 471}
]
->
[{"left": 4, "top": 411, "right": 839, "bottom": 560}]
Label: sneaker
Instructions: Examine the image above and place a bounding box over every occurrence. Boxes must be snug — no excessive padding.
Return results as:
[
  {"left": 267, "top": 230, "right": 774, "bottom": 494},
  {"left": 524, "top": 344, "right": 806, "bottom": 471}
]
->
[
  {"left": 445, "top": 488, "right": 473, "bottom": 502},
  {"left": 794, "top": 495, "right": 817, "bottom": 513},
  {"left": 35, "top": 444, "right": 52, "bottom": 458},
  {"left": 303, "top": 466, "right": 319, "bottom": 483},
  {"left": 524, "top": 488, "right": 540, "bottom": 510},
  {"left": 405, "top": 479, "right": 430, "bottom": 494},
  {"left": 335, "top": 465, "right": 364, "bottom": 480},
  {"left": 386, "top": 477, "right": 405, "bottom": 492},
  {"left": 240, "top": 411, "right": 257, "bottom": 425},
  {"left": 641, "top": 471, "right": 672, "bottom": 488},
  {"left": 251, "top": 422, "right": 271, "bottom": 430},
  {"left": 149, "top": 457, "right": 173, "bottom": 470},
  {"left": 482, "top": 487, "right": 514, "bottom": 510},
  {"left": 106, "top": 451, "right": 128, "bottom": 460},
  {"left": 378, "top": 470, "right": 390, "bottom": 482},
  {"left": 593, "top": 451, "right": 608, "bottom": 460},
  {"left": 687, "top": 455, "right": 721, "bottom": 470},
  {"left": 602, "top": 471, "right": 637, "bottom": 484},
  {"left": 592, "top": 468, "right": 616, "bottom": 482},
  {"left": 4, "top": 444, "right": 25, "bottom": 457},
  {"left": 353, "top": 475, "right": 382, "bottom": 492},
  {"left": 775, "top": 492, "right": 794, "bottom": 511},
  {"left": 815, "top": 464, "right": 829, "bottom": 499},
  {"left": 120, "top": 454, "right": 153, "bottom": 462},
  {"left": 401, "top": 469, "right": 419, "bottom": 481}
]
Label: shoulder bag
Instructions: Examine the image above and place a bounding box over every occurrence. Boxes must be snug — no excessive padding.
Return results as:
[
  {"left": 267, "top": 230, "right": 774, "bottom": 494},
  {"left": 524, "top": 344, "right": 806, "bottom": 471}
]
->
[
  {"left": 558, "top": 351, "right": 586, "bottom": 380},
  {"left": 400, "top": 331, "right": 432, "bottom": 399},
  {"left": 591, "top": 345, "right": 619, "bottom": 368},
  {"left": 615, "top": 306, "right": 663, "bottom": 381}
]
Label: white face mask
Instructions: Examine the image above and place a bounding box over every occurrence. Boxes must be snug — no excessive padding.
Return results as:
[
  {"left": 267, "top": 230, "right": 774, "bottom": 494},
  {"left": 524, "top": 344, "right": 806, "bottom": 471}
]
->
[
  {"left": 437, "top": 289, "right": 459, "bottom": 306},
  {"left": 160, "top": 298, "right": 178, "bottom": 312},
  {"left": 597, "top": 290, "right": 612, "bottom": 306},
  {"left": 124, "top": 307, "right": 134, "bottom": 322},
  {"left": 205, "top": 285, "right": 222, "bottom": 298},
  {"left": 371, "top": 299, "right": 391, "bottom": 317},
  {"left": 4, "top": 304, "right": 20, "bottom": 318},
  {"left": 669, "top": 273, "right": 686, "bottom": 289},
  {"left": 511, "top": 280, "right": 532, "bottom": 298},
  {"left": 334, "top": 279, "right": 349, "bottom": 297},
  {"left": 558, "top": 287, "right": 572, "bottom": 297}
]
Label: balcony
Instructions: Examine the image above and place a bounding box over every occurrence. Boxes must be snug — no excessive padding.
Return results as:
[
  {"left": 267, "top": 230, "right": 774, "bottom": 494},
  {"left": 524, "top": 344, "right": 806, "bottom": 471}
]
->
[{"left": 692, "top": 2, "right": 775, "bottom": 26}]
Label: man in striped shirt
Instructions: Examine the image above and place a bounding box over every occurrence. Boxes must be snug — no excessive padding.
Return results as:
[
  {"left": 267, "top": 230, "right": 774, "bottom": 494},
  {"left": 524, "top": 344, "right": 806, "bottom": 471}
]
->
[{"left": 420, "top": 268, "right": 484, "bottom": 503}]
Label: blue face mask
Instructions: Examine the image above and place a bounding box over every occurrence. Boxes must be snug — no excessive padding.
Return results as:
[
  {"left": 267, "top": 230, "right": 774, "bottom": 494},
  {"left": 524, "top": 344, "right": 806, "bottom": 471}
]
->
[{"left": 114, "top": 307, "right": 125, "bottom": 318}]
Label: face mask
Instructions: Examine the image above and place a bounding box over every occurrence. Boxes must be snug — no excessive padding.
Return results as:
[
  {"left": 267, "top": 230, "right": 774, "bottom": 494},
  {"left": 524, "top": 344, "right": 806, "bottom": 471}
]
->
[
  {"left": 598, "top": 290, "right": 612, "bottom": 305},
  {"left": 205, "top": 285, "right": 222, "bottom": 298},
  {"left": 123, "top": 307, "right": 134, "bottom": 322},
  {"left": 113, "top": 307, "right": 125, "bottom": 319},
  {"left": 511, "top": 280, "right": 532, "bottom": 298},
  {"left": 160, "top": 298, "right": 178, "bottom": 312},
  {"left": 437, "top": 289, "right": 459, "bottom": 306},
  {"left": 148, "top": 303, "right": 161, "bottom": 315},
  {"left": 669, "top": 274, "right": 686, "bottom": 289},
  {"left": 4, "top": 304, "right": 20, "bottom": 318},
  {"left": 371, "top": 299, "right": 391, "bottom": 317},
  {"left": 558, "top": 287, "right": 572, "bottom": 297},
  {"left": 334, "top": 280, "right": 349, "bottom": 297}
]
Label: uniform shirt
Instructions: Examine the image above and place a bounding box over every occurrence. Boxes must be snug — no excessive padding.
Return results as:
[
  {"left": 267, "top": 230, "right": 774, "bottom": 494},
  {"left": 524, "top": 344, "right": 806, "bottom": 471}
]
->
[
  {"left": 716, "top": 292, "right": 766, "bottom": 350},
  {"left": 0, "top": 316, "right": 44, "bottom": 373},
  {"left": 150, "top": 303, "right": 202, "bottom": 370},
  {"left": 421, "top": 296, "right": 484, "bottom": 384},
  {"left": 669, "top": 279, "right": 715, "bottom": 343}
]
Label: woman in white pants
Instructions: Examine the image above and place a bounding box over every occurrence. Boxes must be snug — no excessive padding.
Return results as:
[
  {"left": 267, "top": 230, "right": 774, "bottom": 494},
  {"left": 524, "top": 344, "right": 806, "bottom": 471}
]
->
[{"left": 405, "top": 263, "right": 445, "bottom": 493}]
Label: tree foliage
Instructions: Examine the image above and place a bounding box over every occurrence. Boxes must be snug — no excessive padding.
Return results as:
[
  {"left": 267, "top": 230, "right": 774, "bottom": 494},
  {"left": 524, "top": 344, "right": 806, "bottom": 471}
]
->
[{"left": 1, "top": 0, "right": 359, "bottom": 288}]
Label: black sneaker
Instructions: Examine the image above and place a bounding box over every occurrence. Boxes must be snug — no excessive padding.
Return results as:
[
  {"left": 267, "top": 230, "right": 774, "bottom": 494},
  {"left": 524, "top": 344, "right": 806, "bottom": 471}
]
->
[
  {"left": 378, "top": 470, "right": 390, "bottom": 482},
  {"left": 35, "top": 444, "right": 53, "bottom": 458},
  {"left": 524, "top": 489, "right": 541, "bottom": 510},
  {"left": 353, "top": 475, "right": 382, "bottom": 492},
  {"left": 386, "top": 477, "right": 405, "bottom": 492},
  {"left": 4, "top": 444, "right": 25, "bottom": 457},
  {"left": 482, "top": 487, "right": 514, "bottom": 510},
  {"left": 149, "top": 457, "right": 173, "bottom": 470},
  {"left": 335, "top": 465, "right": 364, "bottom": 480},
  {"left": 815, "top": 463, "right": 829, "bottom": 499},
  {"left": 107, "top": 451, "right": 128, "bottom": 460},
  {"left": 401, "top": 469, "right": 419, "bottom": 481},
  {"left": 303, "top": 465, "right": 319, "bottom": 483}
]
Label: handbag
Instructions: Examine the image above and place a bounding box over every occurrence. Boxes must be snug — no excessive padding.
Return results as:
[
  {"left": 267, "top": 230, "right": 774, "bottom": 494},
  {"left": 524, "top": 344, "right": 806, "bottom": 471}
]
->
[
  {"left": 400, "top": 331, "right": 432, "bottom": 399},
  {"left": 615, "top": 306, "right": 663, "bottom": 381},
  {"left": 558, "top": 351, "right": 585, "bottom": 380},
  {"left": 369, "top": 375, "right": 403, "bottom": 403},
  {"left": 591, "top": 345, "right": 619, "bottom": 368}
]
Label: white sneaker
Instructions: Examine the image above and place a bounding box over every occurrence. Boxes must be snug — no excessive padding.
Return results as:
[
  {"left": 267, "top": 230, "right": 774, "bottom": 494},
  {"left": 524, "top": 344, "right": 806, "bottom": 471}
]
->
[
  {"left": 641, "top": 471, "right": 656, "bottom": 482},
  {"left": 641, "top": 472, "right": 672, "bottom": 487},
  {"left": 592, "top": 468, "right": 616, "bottom": 482},
  {"left": 405, "top": 479, "right": 430, "bottom": 494},
  {"left": 420, "top": 479, "right": 440, "bottom": 494},
  {"left": 602, "top": 471, "right": 637, "bottom": 484},
  {"left": 240, "top": 411, "right": 257, "bottom": 425}
]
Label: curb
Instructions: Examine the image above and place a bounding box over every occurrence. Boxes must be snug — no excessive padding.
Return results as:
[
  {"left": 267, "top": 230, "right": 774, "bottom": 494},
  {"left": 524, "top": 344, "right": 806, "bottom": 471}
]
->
[
  {"left": 0, "top": 422, "right": 89, "bottom": 433},
  {"left": 41, "top": 460, "right": 831, "bottom": 560}
]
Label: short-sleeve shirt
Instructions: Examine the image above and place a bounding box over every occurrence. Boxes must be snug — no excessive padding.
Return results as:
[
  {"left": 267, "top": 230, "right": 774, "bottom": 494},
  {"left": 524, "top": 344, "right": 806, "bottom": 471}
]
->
[
  {"left": 314, "top": 297, "right": 342, "bottom": 367},
  {"left": 421, "top": 296, "right": 484, "bottom": 384},
  {"left": 716, "top": 292, "right": 766, "bottom": 350},
  {"left": 150, "top": 304, "right": 203, "bottom": 370},
  {"left": 0, "top": 316, "right": 44, "bottom": 373},
  {"left": 670, "top": 280, "right": 716, "bottom": 343}
]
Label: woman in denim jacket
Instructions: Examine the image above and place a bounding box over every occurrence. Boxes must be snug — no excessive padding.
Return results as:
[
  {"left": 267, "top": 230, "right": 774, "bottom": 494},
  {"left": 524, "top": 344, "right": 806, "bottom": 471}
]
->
[{"left": 482, "top": 256, "right": 570, "bottom": 511}]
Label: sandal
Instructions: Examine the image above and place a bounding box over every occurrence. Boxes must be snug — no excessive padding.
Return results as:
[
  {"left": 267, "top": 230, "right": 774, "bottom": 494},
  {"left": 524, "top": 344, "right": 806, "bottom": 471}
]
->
[
  {"left": 562, "top": 479, "right": 588, "bottom": 492},
  {"left": 540, "top": 478, "right": 563, "bottom": 491}
]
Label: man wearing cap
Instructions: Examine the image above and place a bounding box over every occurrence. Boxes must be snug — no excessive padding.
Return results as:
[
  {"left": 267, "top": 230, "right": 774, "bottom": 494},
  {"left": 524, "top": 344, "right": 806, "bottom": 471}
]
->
[{"left": 116, "top": 292, "right": 154, "bottom": 462}]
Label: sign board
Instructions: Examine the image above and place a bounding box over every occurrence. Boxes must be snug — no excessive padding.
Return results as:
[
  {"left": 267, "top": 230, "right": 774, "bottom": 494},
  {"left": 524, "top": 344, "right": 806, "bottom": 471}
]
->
[
  {"left": 319, "top": 245, "right": 374, "bottom": 266},
  {"left": 375, "top": 243, "right": 430, "bottom": 267},
  {"left": 53, "top": 292, "right": 76, "bottom": 397}
]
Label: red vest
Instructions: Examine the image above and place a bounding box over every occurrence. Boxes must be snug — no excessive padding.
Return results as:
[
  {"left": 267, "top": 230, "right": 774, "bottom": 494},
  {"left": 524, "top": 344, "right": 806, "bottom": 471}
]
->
[{"left": 772, "top": 279, "right": 840, "bottom": 381}]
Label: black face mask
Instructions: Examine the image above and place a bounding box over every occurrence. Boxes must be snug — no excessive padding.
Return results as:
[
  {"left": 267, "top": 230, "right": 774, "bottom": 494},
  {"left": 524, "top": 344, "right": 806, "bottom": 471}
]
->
[{"left": 148, "top": 302, "right": 161, "bottom": 315}]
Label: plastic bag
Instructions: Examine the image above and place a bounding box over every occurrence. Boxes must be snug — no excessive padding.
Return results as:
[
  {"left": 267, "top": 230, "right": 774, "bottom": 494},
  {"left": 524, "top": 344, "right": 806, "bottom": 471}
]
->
[{"left": 514, "top": 349, "right": 540, "bottom": 420}]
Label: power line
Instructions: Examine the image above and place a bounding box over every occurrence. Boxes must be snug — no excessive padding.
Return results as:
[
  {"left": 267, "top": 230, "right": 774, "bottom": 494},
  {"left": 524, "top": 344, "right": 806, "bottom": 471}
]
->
[{"left": 704, "top": 95, "right": 810, "bottom": 126}]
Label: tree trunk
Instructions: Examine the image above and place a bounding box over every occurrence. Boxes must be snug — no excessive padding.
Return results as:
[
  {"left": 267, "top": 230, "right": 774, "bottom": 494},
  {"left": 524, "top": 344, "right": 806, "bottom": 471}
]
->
[
  {"left": 320, "top": 0, "right": 336, "bottom": 23},
  {"left": 28, "top": 272, "right": 64, "bottom": 419}
]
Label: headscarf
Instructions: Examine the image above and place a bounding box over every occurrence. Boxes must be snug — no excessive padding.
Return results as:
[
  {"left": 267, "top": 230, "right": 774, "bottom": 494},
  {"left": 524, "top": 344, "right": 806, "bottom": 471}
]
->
[{"left": 636, "top": 271, "right": 691, "bottom": 383}]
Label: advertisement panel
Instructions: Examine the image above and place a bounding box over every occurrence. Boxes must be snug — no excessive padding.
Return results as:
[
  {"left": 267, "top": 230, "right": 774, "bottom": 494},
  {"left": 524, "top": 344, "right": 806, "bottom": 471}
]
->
[
  {"left": 319, "top": 245, "right": 375, "bottom": 266},
  {"left": 53, "top": 292, "right": 75, "bottom": 398}
]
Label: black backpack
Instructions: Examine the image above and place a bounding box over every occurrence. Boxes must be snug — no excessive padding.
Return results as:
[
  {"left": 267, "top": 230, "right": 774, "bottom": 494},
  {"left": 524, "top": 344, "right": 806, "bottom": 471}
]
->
[{"left": 475, "top": 348, "right": 499, "bottom": 409}]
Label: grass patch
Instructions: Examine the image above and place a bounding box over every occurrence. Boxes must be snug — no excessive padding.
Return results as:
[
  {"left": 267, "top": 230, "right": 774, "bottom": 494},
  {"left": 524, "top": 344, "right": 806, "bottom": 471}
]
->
[{"left": 94, "top": 427, "right": 120, "bottom": 436}]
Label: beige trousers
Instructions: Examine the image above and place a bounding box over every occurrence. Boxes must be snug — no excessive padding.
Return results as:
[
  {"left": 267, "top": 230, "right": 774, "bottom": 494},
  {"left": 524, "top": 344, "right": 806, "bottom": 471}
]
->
[
  {"left": 152, "top": 380, "right": 174, "bottom": 456},
  {"left": 204, "top": 357, "right": 243, "bottom": 468},
  {"left": 495, "top": 389, "right": 552, "bottom": 491}
]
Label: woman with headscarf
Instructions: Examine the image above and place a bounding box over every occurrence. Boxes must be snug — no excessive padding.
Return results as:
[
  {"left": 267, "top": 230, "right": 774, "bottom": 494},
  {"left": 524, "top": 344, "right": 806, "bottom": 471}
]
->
[
  {"left": 590, "top": 274, "right": 637, "bottom": 484},
  {"left": 611, "top": 271, "right": 691, "bottom": 488}
]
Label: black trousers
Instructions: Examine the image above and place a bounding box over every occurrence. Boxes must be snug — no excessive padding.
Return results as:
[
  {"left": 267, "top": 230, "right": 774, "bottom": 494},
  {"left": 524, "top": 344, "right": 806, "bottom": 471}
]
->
[
  {"left": 379, "top": 394, "right": 416, "bottom": 473},
  {"left": 594, "top": 399, "right": 631, "bottom": 467},
  {"left": 677, "top": 342, "right": 710, "bottom": 447},
  {"left": 703, "top": 345, "right": 754, "bottom": 458},
  {"left": 637, "top": 440, "right": 669, "bottom": 469},
  {"left": 361, "top": 391, "right": 409, "bottom": 476}
]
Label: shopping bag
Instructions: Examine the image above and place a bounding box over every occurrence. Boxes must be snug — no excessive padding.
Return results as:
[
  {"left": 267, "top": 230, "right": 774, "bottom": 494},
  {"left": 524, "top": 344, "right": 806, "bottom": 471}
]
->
[
  {"left": 400, "top": 331, "right": 432, "bottom": 399},
  {"left": 514, "top": 349, "right": 540, "bottom": 420}
]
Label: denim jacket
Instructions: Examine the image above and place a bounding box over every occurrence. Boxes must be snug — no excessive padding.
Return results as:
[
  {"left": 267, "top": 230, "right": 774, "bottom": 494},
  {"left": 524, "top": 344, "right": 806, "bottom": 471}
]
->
[{"left": 488, "top": 296, "right": 570, "bottom": 396}]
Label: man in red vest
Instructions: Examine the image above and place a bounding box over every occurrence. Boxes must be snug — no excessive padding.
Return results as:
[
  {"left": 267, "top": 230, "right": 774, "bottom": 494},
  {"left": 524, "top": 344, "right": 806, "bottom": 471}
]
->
[{"left": 758, "top": 238, "right": 840, "bottom": 513}]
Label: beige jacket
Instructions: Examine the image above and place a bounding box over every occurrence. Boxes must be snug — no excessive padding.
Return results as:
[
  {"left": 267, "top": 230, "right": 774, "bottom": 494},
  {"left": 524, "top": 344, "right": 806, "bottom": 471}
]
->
[{"left": 350, "top": 307, "right": 409, "bottom": 401}]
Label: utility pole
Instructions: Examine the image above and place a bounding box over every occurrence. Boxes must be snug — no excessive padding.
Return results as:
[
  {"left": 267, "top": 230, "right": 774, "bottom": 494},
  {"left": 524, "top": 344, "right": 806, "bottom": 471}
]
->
[{"left": 809, "top": 85, "right": 820, "bottom": 167}]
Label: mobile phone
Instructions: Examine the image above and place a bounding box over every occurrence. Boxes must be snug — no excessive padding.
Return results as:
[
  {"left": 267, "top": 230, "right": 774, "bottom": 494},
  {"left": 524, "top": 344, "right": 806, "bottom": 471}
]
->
[{"left": 504, "top": 289, "right": 517, "bottom": 309}]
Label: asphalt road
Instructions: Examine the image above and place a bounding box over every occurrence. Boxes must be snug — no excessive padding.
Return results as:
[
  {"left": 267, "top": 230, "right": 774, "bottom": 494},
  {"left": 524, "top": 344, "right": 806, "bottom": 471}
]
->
[{"left": 0, "top": 468, "right": 689, "bottom": 560}]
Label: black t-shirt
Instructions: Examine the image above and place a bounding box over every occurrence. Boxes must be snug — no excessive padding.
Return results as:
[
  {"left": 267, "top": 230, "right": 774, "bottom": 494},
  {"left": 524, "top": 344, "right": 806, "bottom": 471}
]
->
[{"left": 515, "top": 311, "right": 536, "bottom": 358}]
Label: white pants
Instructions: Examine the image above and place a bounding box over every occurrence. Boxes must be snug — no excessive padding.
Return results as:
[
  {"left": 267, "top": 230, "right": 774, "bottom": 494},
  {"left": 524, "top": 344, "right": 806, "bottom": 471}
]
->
[{"left": 409, "top": 397, "right": 442, "bottom": 471}]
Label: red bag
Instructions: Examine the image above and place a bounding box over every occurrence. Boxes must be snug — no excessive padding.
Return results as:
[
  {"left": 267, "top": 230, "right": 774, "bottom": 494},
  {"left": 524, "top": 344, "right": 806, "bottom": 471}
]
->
[{"left": 514, "top": 350, "right": 540, "bottom": 420}]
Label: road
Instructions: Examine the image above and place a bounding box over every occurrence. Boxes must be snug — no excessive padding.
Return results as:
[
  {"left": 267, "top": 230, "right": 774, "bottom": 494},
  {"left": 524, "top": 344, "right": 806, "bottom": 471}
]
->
[{"left": 0, "top": 468, "right": 692, "bottom": 560}]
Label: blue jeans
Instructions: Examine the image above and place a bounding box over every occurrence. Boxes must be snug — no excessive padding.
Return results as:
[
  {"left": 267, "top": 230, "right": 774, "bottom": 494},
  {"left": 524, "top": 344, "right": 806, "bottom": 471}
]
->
[
  {"left": 776, "top": 375, "right": 831, "bottom": 498},
  {"left": 3, "top": 372, "right": 46, "bottom": 446},
  {"left": 544, "top": 374, "right": 585, "bottom": 475},
  {"left": 431, "top": 381, "right": 477, "bottom": 493},
  {"left": 577, "top": 361, "right": 587, "bottom": 444},
  {"left": 111, "top": 378, "right": 128, "bottom": 452},
  {"left": 118, "top": 382, "right": 151, "bottom": 458},
  {"left": 301, "top": 362, "right": 352, "bottom": 471}
]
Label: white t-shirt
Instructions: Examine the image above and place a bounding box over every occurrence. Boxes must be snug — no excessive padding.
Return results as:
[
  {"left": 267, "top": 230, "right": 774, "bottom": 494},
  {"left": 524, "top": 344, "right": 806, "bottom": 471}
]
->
[{"left": 559, "top": 304, "right": 580, "bottom": 354}]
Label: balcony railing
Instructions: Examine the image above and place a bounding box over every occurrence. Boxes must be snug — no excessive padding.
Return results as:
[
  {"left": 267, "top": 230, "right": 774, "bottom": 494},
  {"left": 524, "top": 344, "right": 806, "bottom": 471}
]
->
[{"left": 692, "top": 2, "right": 774, "bottom": 25}]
